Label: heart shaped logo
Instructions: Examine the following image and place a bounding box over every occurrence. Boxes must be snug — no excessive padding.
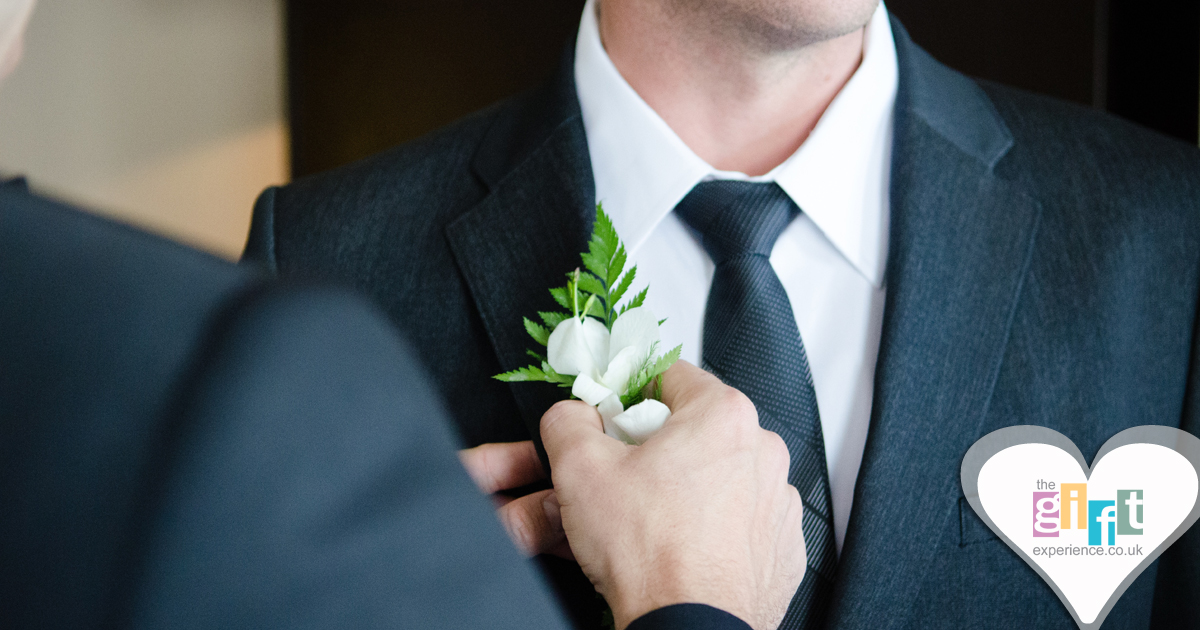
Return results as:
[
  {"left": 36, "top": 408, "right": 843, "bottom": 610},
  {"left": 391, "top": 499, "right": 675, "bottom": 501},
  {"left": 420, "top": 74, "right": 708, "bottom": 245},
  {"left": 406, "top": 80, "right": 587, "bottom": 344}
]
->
[{"left": 961, "top": 426, "right": 1200, "bottom": 629}]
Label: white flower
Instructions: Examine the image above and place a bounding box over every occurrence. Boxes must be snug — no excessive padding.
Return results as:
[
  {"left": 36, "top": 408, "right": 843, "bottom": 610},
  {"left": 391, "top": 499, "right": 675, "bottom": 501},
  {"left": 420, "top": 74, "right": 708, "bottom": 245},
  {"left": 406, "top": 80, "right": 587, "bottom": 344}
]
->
[
  {"left": 547, "top": 306, "right": 671, "bottom": 444},
  {"left": 609, "top": 399, "right": 671, "bottom": 445}
]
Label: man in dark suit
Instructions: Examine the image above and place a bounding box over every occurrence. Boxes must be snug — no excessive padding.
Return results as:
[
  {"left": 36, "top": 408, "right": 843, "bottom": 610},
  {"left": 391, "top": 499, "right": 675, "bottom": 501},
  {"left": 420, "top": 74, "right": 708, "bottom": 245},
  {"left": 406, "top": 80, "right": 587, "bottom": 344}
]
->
[
  {"left": 242, "top": 0, "right": 1200, "bottom": 628},
  {"left": 1, "top": 184, "right": 810, "bottom": 630}
]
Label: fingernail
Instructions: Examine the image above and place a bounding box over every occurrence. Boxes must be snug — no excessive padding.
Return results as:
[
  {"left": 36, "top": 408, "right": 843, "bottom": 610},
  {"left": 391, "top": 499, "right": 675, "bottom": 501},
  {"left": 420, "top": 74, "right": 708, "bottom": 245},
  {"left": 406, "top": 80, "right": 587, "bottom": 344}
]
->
[{"left": 542, "top": 492, "right": 562, "bottom": 532}]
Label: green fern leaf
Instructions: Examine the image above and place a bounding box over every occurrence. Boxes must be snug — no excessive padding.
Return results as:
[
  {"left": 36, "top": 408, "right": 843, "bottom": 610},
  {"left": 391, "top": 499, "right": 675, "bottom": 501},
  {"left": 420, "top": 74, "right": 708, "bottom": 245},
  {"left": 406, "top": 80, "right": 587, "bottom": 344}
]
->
[
  {"left": 541, "top": 361, "right": 577, "bottom": 386},
  {"left": 610, "top": 265, "right": 636, "bottom": 306},
  {"left": 581, "top": 247, "right": 608, "bottom": 282},
  {"left": 592, "top": 206, "right": 619, "bottom": 263},
  {"left": 606, "top": 245, "right": 627, "bottom": 287},
  {"left": 524, "top": 317, "right": 550, "bottom": 346},
  {"left": 620, "top": 287, "right": 648, "bottom": 314},
  {"left": 650, "top": 344, "right": 682, "bottom": 379},
  {"left": 494, "top": 365, "right": 549, "bottom": 382},
  {"left": 539, "top": 311, "right": 571, "bottom": 329},
  {"left": 577, "top": 273, "right": 607, "bottom": 297},
  {"left": 549, "top": 287, "right": 570, "bottom": 309}
]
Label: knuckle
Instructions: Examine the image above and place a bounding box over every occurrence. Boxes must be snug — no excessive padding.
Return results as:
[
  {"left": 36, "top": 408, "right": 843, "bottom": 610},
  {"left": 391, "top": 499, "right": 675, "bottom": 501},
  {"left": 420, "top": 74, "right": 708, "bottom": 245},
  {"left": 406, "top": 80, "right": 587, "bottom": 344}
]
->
[
  {"left": 762, "top": 430, "right": 791, "bottom": 471},
  {"left": 540, "top": 400, "right": 578, "bottom": 434},
  {"left": 547, "top": 443, "right": 602, "bottom": 490},
  {"left": 787, "top": 485, "right": 805, "bottom": 521},
  {"left": 787, "top": 483, "right": 803, "bottom": 507},
  {"left": 500, "top": 502, "right": 541, "bottom": 555},
  {"left": 471, "top": 447, "right": 501, "bottom": 494},
  {"left": 554, "top": 442, "right": 587, "bottom": 474},
  {"left": 560, "top": 439, "right": 604, "bottom": 478},
  {"left": 711, "top": 389, "right": 758, "bottom": 442},
  {"left": 719, "top": 387, "right": 757, "bottom": 419},
  {"left": 456, "top": 447, "right": 486, "bottom": 488},
  {"left": 461, "top": 445, "right": 505, "bottom": 494}
]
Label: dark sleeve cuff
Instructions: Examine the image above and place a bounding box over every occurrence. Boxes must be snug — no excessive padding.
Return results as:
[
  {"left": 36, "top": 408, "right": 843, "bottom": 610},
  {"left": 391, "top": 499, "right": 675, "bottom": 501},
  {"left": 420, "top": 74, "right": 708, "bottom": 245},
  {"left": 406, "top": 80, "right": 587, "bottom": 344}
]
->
[{"left": 626, "top": 603, "right": 752, "bottom": 630}]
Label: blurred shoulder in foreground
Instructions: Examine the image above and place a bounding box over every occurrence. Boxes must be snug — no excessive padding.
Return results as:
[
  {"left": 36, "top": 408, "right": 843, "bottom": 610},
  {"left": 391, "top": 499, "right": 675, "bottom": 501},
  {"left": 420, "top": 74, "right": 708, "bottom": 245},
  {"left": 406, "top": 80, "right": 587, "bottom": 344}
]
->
[{"left": 0, "top": 186, "right": 569, "bottom": 630}]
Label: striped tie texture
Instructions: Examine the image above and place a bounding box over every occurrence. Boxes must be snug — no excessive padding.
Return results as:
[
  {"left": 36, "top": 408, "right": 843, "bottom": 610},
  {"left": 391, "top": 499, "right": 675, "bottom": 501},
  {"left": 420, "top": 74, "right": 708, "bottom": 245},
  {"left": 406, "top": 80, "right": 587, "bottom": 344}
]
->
[{"left": 675, "top": 180, "right": 836, "bottom": 630}]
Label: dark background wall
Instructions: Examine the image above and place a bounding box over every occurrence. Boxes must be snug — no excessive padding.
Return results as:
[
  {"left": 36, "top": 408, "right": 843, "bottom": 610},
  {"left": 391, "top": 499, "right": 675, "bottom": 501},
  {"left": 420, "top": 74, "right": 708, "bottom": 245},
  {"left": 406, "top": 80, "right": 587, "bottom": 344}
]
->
[
  {"left": 286, "top": 0, "right": 1200, "bottom": 179},
  {"left": 286, "top": 0, "right": 585, "bottom": 177},
  {"left": 892, "top": 0, "right": 1200, "bottom": 144}
]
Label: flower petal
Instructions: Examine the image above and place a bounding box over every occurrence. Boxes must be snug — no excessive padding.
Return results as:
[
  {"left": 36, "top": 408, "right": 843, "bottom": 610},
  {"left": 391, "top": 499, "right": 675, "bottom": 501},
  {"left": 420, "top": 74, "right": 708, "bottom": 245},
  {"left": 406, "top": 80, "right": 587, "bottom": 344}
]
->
[
  {"left": 572, "top": 373, "right": 614, "bottom": 406},
  {"left": 547, "top": 316, "right": 609, "bottom": 377},
  {"left": 608, "top": 306, "right": 661, "bottom": 365},
  {"left": 600, "top": 346, "right": 642, "bottom": 395},
  {"left": 611, "top": 399, "right": 671, "bottom": 445},
  {"left": 597, "top": 394, "right": 629, "bottom": 441}
]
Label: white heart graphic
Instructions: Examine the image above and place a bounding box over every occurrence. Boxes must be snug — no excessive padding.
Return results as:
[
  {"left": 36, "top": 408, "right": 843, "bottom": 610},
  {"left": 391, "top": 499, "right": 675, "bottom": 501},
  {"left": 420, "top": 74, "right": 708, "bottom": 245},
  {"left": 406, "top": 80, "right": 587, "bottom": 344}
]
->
[{"left": 961, "top": 426, "right": 1200, "bottom": 629}]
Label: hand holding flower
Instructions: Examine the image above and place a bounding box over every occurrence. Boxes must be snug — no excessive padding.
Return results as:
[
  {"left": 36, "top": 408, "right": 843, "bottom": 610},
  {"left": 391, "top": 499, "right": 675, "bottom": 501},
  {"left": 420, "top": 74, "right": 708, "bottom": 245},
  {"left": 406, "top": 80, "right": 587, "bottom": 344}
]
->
[{"left": 540, "top": 361, "right": 807, "bottom": 630}]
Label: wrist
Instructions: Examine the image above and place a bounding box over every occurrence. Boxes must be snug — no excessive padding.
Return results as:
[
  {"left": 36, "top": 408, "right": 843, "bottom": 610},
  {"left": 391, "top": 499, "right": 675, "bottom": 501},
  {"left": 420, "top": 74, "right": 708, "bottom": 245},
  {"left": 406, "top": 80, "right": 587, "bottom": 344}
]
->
[
  {"left": 605, "top": 559, "right": 753, "bottom": 630},
  {"left": 604, "top": 568, "right": 692, "bottom": 629},
  {"left": 606, "top": 582, "right": 682, "bottom": 630}
]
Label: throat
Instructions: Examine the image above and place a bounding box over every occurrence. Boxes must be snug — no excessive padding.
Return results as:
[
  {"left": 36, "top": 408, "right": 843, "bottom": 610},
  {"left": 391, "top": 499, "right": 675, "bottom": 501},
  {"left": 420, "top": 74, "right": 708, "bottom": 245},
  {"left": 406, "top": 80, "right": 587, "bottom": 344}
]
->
[{"left": 600, "top": 4, "right": 866, "bottom": 176}]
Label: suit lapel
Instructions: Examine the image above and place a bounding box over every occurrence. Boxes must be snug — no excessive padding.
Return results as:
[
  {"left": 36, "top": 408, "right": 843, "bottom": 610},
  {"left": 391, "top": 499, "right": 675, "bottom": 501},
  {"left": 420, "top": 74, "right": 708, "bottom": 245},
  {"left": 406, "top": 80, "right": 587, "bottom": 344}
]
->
[
  {"left": 824, "top": 21, "right": 1042, "bottom": 628},
  {"left": 445, "top": 56, "right": 596, "bottom": 465}
]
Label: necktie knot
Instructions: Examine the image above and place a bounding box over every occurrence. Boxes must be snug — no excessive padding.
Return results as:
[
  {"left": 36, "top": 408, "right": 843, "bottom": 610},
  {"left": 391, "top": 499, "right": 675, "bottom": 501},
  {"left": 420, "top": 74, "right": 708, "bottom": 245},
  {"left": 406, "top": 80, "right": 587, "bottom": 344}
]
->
[{"left": 674, "top": 180, "right": 799, "bottom": 264}]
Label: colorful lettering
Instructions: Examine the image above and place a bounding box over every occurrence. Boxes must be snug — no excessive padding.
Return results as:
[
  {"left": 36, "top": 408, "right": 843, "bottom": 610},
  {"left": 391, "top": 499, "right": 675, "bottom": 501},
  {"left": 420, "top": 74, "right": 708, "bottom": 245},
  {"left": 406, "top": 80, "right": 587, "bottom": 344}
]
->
[
  {"left": 1089, "top": 500, "right": 1117, "bottom": 546},
  {"left": 1033, "top": 491, "right": 1060, "bottom": 537}
]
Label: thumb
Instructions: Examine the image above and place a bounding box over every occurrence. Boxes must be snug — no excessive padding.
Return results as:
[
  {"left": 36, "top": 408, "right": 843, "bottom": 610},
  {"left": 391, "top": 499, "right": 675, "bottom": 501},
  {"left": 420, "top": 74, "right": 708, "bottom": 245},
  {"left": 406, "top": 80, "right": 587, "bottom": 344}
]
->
[
  {"left": 540, "top": 399, "right": 617, "bottom": 473},
  {"left": 658, "top": 360, "right": 725, "bottom": 413}
]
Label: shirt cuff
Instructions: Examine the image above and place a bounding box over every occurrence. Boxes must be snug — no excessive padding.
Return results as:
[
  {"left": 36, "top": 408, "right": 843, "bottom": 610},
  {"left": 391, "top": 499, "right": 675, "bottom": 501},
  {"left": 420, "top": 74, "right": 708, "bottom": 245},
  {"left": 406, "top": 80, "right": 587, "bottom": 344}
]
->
[{"left": 626, "top": 603, "right": 752, "bottom": 630}]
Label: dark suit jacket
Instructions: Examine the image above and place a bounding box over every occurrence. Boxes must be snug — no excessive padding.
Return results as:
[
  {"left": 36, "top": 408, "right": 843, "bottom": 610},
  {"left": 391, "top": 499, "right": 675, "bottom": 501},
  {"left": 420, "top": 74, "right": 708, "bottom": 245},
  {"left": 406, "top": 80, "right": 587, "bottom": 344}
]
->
[
  {"left": 0, "top": 189, "right": 580, "bottom": 630},
  {"left": 243, "top": 18, "right": 1200, "bottom": 630}
]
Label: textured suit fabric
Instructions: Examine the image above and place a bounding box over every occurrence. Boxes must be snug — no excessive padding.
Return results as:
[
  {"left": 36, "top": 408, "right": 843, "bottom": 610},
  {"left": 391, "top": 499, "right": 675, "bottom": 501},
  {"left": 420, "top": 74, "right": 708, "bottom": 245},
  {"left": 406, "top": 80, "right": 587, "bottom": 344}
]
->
[
  {"left": 243, "top": 17, "right": 1200, "bottom": 630},
  {"left": 0, "top": 190, "right": 572, "bottom": 630},
  {"left": 674, "top": 181, "right": 835, "bottom": 630}
]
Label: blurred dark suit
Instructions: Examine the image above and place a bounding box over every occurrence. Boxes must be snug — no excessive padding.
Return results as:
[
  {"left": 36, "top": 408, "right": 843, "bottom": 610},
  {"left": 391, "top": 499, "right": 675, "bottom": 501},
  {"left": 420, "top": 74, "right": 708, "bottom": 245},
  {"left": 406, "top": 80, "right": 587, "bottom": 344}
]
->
[{"left": 0, "top": 187, "right": 571, "bottom": 630}]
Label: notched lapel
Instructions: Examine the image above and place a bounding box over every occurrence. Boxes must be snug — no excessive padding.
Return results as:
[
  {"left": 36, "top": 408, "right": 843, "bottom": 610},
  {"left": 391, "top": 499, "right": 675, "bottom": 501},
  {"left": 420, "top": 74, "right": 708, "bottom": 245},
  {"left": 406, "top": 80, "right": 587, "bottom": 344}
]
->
[
  {"left": 445, "top": 116, "right": 595, "bottom": 469},
  {"left": 825, "top": 20, "right": 1042, "bottom": 628}
]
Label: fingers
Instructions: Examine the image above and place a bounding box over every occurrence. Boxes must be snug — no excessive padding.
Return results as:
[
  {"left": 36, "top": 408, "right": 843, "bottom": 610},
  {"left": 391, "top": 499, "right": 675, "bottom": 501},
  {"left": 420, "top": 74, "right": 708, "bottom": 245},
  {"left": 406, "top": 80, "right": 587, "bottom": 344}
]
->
[
  {"left": 658, "top": 360, "right": 723, "bottom": 411},
  {"left": 657, "top": 362, "right": 759, "bottom": 440},
  {"left": 495, "top": 488, "right": 571, "bottom": 558},
  {"left": 459, "top": 441, "right": 575, "bottom": 560},
  {"left": 540, "top": 399, "right": 616, "bottom": 472},
  {"left": 458, "top": 440, "right": 544, "bottom": 494},
  {"left": 541, "top": 492, "right": 577, "bottom": 561}
]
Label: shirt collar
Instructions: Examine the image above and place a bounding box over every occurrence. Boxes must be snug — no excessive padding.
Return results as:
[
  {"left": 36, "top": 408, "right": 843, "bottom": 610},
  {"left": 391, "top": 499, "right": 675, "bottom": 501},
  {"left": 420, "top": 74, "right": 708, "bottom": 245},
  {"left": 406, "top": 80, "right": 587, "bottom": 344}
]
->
[{"left": 575, "top": 0, "right": 897, "bottom": 287}]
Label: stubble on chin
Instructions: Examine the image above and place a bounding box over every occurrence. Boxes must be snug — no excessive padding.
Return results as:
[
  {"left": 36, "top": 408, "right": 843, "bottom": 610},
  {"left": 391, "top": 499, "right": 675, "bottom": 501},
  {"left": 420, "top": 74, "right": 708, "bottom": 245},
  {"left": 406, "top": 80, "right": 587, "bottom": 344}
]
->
[{"left": 662, "top": 0, "right": 878, "bottom": 54}]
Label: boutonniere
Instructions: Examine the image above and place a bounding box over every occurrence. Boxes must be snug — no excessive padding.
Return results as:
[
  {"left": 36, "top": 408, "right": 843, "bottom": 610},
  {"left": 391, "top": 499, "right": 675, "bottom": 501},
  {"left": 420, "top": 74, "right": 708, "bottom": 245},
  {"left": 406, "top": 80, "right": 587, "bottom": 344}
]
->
[{"left": 495, "top": 206, "right": 681, "bottom": 444}]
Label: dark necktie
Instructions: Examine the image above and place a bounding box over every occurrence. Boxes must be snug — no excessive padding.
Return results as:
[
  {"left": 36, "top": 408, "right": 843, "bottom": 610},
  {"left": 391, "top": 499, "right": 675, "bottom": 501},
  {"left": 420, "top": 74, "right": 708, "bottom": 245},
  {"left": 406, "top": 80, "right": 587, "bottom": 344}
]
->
[{"left": 675, "top": 181, "right": 836, "bottom": 630}]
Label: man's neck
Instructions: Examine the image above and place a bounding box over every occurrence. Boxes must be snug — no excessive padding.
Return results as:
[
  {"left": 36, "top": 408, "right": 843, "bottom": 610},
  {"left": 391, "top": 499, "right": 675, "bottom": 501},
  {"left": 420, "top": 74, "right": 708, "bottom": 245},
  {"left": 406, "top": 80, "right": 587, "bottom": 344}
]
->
[{"left": 597, "top": 1, "right": 865, "bottom": 176}]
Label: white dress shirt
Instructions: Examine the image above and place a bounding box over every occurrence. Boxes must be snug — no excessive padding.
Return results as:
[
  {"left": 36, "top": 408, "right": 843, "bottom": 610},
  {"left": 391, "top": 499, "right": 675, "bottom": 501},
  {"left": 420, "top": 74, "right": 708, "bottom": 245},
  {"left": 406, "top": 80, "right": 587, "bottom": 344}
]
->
[{"left": 574, "top": 0, "right": 899, "bottom": 552}]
